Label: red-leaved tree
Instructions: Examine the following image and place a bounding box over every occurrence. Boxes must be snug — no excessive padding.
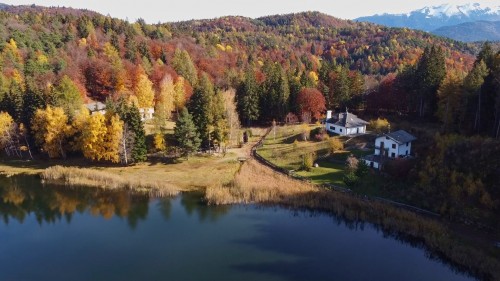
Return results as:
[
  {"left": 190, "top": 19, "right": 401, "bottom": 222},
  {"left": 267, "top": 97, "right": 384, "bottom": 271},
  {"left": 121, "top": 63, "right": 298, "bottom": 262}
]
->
[{"left": 296, "top": 88, "right": 326, "bottom": 121}]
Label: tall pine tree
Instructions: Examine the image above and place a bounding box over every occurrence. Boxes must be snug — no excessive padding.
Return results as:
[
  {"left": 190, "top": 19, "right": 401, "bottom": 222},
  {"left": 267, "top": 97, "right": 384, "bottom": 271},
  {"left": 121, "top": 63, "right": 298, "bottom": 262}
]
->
[
  {"left": 236, "top": 68, "right": 260, "bottom": 125},
  {"left": 174, "top": 107, "right": 201, "bottom": 158}
]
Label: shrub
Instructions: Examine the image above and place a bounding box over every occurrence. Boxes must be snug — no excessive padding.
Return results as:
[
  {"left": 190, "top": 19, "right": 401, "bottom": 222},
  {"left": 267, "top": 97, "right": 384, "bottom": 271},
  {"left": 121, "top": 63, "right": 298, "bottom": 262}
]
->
[
  {"left": 343, "top": 171, "right": 359, "bottom": 187},
  {"left": 356, "top": 160, "right": 369, "bottom": 178},
  {"left": 154, "top": 133, "right": 166, "bottom": 152},
  {"left": 346, "top": 154, "right": 359, "bottom": 172},
  {"left": 369, "top": 118, "right": 390, "bottom": 134},
  {"left": 309, "top": 127, "right": 327, "bottom": 142},
  {"left": 301, "top": 152, "right": 316, "bottom": 171},
  {"left": 328, "top": 137, "right": 344, "bottom": 154}
]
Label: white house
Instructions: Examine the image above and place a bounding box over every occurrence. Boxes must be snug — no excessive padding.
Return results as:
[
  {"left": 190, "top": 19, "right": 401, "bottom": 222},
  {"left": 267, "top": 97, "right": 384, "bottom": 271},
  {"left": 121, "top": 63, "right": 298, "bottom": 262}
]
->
[
  {"left": 85, "top": 101, "right": 106, "bottom": 115},
  {"left": 363, "top": 130, "right": 417, "bottom": 169},
  {"left": 139, "top": 107, "right": 155, "bottom": 121},
  {"left": 325, "top": 110, "right": 368, "bottom": 136}
]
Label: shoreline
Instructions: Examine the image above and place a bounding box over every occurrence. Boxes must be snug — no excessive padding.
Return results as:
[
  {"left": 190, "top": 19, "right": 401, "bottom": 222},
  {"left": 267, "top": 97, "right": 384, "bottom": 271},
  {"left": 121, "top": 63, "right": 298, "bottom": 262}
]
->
[{"left": 0, "top": 129, "right": 498, "bottom": 280}]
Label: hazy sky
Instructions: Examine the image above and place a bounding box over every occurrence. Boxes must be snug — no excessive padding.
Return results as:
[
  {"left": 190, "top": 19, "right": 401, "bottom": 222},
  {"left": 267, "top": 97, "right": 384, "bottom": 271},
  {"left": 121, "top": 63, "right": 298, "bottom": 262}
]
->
[{"left": 1, "top": 0, "right": 499, "bottom": 22}]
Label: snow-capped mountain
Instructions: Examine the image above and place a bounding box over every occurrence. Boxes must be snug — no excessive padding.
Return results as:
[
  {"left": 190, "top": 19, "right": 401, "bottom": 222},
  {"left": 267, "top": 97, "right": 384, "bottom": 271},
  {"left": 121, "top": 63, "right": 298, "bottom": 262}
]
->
[{"left": 356, "top": 2, "right": 500, "bottom": 32}]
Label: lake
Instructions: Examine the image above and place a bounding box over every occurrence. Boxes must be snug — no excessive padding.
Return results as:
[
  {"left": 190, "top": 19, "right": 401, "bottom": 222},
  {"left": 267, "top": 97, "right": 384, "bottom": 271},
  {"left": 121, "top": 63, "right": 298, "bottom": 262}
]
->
[{"left": 0, "top": 176, "right": 477, "bottom": 281}]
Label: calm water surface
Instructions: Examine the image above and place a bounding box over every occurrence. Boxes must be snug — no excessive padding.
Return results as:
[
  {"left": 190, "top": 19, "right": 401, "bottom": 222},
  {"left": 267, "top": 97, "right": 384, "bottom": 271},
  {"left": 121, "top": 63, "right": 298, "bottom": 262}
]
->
[{"left": 0, "top": 176, "right": 476, "bottom": 281}]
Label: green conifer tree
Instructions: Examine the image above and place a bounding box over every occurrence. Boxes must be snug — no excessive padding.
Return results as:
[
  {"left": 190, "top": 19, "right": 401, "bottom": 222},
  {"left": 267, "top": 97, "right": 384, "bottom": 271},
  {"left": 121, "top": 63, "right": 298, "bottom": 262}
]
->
[{"left": 174, "top": 107, "right": 201, "bottom": 158}]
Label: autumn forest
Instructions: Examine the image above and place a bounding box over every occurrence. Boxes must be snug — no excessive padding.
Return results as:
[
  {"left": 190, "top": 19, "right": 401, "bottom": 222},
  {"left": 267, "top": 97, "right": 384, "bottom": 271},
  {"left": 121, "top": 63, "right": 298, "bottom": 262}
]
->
[{"left": 0, "top": 5, "right": 498, "bottom": 233}]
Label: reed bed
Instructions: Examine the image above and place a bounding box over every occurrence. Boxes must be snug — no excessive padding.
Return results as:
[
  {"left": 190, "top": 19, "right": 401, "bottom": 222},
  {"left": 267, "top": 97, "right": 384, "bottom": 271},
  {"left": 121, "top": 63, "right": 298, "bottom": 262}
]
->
[
  {"left": 206, "top": 159, "right": 318, "bottom": 205},
  {"left": 41, "top": 166, "right": 180, "bottom": 197}
]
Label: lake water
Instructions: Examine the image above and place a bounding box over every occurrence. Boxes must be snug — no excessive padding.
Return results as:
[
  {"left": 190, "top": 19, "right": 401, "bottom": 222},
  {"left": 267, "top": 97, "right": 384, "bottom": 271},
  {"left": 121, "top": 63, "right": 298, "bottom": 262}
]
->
[{"left": 0, "top": 176, "right": 477, "bottom": 281}]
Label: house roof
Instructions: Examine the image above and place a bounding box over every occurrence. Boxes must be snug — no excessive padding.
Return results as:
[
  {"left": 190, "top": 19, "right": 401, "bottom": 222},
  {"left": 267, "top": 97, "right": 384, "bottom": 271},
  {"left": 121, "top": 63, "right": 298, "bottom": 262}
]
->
[
  {"left": 326, "top": 111, "right": 368, "bottom": 128},
  {"left": 85, "top": 102, "right": 106, "bottom": 112},
  {"left": 383, "top": 130, "right": 417, "bottom": 144}
]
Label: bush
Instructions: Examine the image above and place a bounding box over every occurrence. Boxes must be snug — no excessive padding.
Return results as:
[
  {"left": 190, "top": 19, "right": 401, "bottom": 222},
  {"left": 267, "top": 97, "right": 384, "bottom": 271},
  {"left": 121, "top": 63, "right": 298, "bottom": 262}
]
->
[
  {"left": 346, "top": 154, "right": 359, "bottom": 172},
  {"left": 309, "top": 127, "right": 327, "bottom": 142},
  {"left": 369, "top": 118, "right": 390, "bottom": 134},
  {"left": 328, "top": 137, "right": 344, "bottom": 154},
  {"left": 356, "top": 160, "right": 369, "bottom": 178},
  {"left": 343, "top": 171, "right": 359, "bottom": 187},
  {"left": 301, "top": 152, "right": 316, "bottom": 171}
]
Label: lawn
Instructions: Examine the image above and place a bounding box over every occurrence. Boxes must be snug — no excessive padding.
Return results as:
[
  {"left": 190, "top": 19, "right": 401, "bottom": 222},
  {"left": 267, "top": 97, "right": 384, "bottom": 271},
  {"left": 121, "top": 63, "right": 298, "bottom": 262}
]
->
[
  {"left": 256, "top": 124, "right": 329, "bottom": 171},
  {"left": 296, "top": 160, "right": 346, "bottom": 187},
  {"left": 256, "top": 125, "right": 386, "bottom": 189}
]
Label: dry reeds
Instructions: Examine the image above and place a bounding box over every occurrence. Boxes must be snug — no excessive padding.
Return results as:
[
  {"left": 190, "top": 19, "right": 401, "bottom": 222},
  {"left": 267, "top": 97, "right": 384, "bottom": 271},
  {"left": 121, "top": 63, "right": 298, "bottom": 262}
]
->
[
  {"left": 206, "top": 159, "right": 318, "bottom": 205},
  {"left": 41, "top": 166, "right": 179, "bottom": 197}
]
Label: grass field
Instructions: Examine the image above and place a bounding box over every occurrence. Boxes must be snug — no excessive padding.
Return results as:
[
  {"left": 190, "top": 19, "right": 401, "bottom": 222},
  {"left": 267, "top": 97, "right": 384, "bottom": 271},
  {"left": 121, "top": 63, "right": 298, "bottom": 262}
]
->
[
  {"left": 256, "top": 124, "right": 374, "bottom": 187},
  {"left": 256, "top": 124, "right": 329, "bottom": 170},
  {"left": 296, "top": 160, "right": 346, "bottom": 186},
  {"left": 0, "top": 127, "right": 272, "bottom": 193}
]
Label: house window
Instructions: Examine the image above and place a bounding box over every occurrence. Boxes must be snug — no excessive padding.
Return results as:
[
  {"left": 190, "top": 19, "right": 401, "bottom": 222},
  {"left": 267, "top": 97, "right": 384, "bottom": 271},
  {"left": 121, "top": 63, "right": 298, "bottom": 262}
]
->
[
  {"left": 340, "top": 128, "right": 343, "bottom": 132},
  {"left": 391, "top": 152, "right": 395, "bottom": 158},
  {"left": 406, "top": 150, "right": 409, "bottom": 155},
  {"left": 392, "top": 144, "right": 396, "bottom": 149}
]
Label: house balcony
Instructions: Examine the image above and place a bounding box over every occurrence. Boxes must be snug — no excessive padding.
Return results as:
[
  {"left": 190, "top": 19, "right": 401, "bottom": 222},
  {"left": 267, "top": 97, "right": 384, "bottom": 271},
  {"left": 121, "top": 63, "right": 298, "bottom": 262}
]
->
[{"left": 374, "top": 146, "right": 389, "bottom": 150}]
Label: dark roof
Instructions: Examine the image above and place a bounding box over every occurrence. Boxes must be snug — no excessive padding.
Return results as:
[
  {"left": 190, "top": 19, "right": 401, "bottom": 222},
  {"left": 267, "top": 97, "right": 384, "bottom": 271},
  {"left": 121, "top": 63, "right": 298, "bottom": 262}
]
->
[
  {"left": 326, "top": 112, "right": 368, "bottom": 128},
  {"left": 384, "top": 130, "right": 416, "bottom": 144}
]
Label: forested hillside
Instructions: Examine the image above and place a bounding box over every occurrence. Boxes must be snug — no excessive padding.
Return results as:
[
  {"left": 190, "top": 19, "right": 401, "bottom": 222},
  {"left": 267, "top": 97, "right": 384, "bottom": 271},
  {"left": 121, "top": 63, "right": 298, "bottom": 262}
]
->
[
  {"left": 0, "top": 4, "right": 498, "bottom": 234},
  {"left": 0, "top": 5, "right": 479, "bottom": 127}
]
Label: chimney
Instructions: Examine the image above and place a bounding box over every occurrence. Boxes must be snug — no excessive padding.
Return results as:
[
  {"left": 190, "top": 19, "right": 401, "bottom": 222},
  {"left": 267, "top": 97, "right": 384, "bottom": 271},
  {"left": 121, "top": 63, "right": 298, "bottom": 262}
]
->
[{"left": 327, "top": 110, "right": 332, "bottom": 119}]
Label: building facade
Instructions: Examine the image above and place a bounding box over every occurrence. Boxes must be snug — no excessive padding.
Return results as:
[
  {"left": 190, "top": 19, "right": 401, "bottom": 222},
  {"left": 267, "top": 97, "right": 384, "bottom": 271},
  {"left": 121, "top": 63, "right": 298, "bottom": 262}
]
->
[
  {"left": 363, "top": 130, "right": 416, "bottom": 169},
  {"left": 325, "top": 110, "right": 368, "bottom": 136}
]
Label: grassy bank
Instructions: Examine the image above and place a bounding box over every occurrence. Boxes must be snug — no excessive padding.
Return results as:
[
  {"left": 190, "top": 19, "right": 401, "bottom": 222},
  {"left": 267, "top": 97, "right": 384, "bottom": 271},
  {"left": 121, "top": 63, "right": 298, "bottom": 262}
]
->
[
  {"left": 0, "top": 127, "right": 268, "bottom": 193},
  {"left": 41, "top": 166, "right": 180, "bottom": 197}
]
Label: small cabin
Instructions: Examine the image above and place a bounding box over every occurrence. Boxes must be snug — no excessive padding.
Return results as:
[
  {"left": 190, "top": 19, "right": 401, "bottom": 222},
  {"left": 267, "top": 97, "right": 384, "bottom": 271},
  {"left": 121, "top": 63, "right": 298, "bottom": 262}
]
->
[{"left": 325, "top": 110, "right": 368, "bottom": 136}]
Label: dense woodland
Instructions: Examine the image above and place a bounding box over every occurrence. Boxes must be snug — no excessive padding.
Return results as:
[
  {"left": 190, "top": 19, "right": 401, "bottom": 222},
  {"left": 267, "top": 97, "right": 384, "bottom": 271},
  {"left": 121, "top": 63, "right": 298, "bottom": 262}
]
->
[{"left": 0, "top": 5, "right": 498, "bottom": 230}]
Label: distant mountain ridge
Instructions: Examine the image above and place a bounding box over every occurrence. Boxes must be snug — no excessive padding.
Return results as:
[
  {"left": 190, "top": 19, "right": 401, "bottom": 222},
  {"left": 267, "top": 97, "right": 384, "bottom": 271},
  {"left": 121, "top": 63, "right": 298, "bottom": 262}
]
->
[
  {"left": 433, "top": 21, "right": 500, "bottom": 42},
  {"left": 356, "top": 3, "right": 500, "bottom": 31}
]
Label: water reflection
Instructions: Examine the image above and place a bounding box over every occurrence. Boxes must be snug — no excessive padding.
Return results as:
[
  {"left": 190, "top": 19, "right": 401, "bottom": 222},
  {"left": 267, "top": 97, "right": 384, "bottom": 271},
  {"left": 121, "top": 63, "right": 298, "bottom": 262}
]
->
[
  {"left": 0, "top": 175, "right": 496, "bottom": 281},
  {"left": 0, "top": 175, "right": 231, "bottom": 228}
]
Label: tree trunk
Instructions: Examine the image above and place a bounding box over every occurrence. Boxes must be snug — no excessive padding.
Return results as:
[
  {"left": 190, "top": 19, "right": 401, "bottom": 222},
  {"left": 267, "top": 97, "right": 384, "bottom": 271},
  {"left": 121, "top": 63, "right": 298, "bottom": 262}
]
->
[{"left": 24, "top": 136, "right": 33, "bottom": 160}]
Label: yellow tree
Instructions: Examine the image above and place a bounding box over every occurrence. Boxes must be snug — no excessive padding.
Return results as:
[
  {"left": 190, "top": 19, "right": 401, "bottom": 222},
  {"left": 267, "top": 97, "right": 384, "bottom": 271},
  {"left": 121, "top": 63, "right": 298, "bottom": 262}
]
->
[
  {"left": 437, "top": 71, "right": 464, "bottom": 132},
  {"left": 0, "top": 112, "right": 14, "bottom": 151},
  {"left": 69, "top": 106, "right": 91, "bottom": 152},
  {"left": 135, "top": 74, "right": 155, "bottom": 108},
  {"left": 31, "top": 106, "right": 71, "bottom": 159},
  {"left": 153, "top": 133, "right": 166, "bottom": 152},
  {"left": 154, "top": 74, "right": 175, "bottom": 130},
  {"left": 81, "top": 113, "right": 107, "bottom": 161},
  {"left": 103, "top": 42, "right": 127, "bottom": 93},
  {"left": 174, "top": 76, "right": 187, "bottom": 113},
  {"left": 103, "top": 114, "right": 123, "bottom": 163}
]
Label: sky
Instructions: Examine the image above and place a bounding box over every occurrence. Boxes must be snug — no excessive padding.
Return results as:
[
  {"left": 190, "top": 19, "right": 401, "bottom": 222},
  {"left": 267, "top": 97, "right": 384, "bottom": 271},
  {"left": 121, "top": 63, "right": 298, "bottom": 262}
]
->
[{"left": 1, "top": 0, "right": 499, "bottom": 23}]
